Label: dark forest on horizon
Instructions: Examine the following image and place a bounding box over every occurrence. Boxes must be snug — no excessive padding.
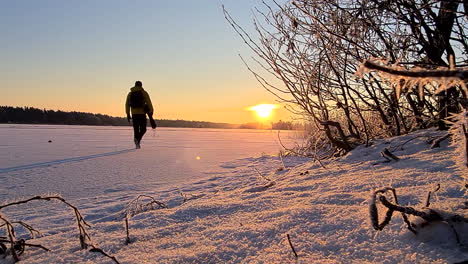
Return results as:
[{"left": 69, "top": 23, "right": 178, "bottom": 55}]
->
[{"left": 0, "top": 106, "right": 301, "bottom": 130}]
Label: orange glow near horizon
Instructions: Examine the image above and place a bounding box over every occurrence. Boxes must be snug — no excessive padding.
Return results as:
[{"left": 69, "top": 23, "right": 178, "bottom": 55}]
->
[
  {"left": 248, "top": 104, "right": 278, "bottom": 119},
  {"left": 0, "top": 1, "right": 298, "bottom": 125}
]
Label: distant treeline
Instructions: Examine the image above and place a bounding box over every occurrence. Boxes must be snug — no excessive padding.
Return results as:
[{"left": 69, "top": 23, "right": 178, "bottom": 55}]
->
[
  {"left": 240, "top": 120, "right": 302, "bottom": 130},
  {"left": 0, "top": 106, "right": 301, "bottom": 130}
]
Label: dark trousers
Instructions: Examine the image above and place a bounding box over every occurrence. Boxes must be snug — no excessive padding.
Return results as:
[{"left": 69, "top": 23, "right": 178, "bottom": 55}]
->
[{"left": 132, "top": 114, "right": 147, "bottom": 143}]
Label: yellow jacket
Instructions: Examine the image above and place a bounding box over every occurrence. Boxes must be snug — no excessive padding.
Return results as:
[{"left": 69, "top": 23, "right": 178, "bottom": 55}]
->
[{"left": 125, "top": 86, "right": 154, "bottom": 116}]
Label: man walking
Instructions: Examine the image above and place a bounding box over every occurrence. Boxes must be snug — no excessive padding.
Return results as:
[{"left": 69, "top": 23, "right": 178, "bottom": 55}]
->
[{"left": 125, "top": 81, "right": 154, "bottom": 149}]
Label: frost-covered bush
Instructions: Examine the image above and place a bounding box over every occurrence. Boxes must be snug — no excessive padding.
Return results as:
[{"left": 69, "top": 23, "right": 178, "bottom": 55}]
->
[
  {"left": 225, "top": 0, "right": 468, "bottom": 154},
  {"left": 359, "top": 59, "right": 468, "bottom": 173}
]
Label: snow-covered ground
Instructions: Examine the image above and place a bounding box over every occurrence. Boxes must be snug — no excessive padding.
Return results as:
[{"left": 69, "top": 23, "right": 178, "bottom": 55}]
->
[
  {"left": 0, "top": 125, "right": 298, "bottom": 200},
  {"left": 1, "top": 125, "right": 467, "bottom": 263}
]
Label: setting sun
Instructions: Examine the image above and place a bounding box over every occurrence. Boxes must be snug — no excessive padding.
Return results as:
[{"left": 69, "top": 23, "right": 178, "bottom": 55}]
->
[{"left": 248, "top": 104, "right": 278, "bottom": 119}]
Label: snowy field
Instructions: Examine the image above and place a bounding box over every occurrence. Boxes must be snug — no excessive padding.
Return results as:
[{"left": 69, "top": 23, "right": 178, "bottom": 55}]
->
[
  {"left": 0, "top": 125, "right": 298, "bottom": 200},
  {"left": 1, "top": 125, "right": 467, "bottom": 263}
]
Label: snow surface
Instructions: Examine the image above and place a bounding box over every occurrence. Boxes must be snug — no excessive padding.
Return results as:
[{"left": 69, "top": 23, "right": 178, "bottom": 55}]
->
[
  {"left": 0, "top": 125, "right": 297, "bottom": 200},
  {"left": 1, "top": 125, "right": 467, "bottom": 263}
]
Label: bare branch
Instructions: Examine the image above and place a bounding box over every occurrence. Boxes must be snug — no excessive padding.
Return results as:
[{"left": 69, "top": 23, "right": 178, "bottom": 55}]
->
[
  {"left": 0, "top": 195, "right": 119, "bottom": 263},
  {"left": 362, "top": 60, "right": 468, "bottom": 79}
]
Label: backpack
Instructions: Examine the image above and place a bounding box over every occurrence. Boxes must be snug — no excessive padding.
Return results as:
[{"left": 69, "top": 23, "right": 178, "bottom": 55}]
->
[{"left": 129, "top": 91, "right": 144, "bottom": 108}]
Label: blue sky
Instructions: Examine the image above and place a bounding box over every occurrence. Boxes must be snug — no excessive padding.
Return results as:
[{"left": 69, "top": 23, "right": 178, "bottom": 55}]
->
[{"left": 0, "top": 0, "right": 290, "bottom": 123}]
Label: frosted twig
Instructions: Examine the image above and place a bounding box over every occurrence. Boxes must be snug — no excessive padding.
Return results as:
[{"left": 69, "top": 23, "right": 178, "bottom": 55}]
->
[
  {"left": 279, "top": 151, "right": 286, "bottom": 170},
  {"left": 254, "top": 167, "right": 273, "bottom": 183},
  {"left": 371, "top": 186, "right": 468, "bottom": 244},
  {"left": 362, "top": 60, "right": 468, "bottom": 80},
  {"left": 0, "top": 221, "right": 43, "bottom": 239},
  {"left": 123, "top": 195, "right": 168, "bottom": 219},
  {"left": 0, "top": 195, "right": 120, "bottom": 263},
  {"left": 277, "top": 130, "right": 327, "bottom": 169},
  {"left": 250, "top": 168, "right": 276, "bottom": 191},
  {"left": 277, "top": 130, "right": 302, "bottom": 157},
  {"left": 123, "top": 195, "right": 168, "bottom": 245}
]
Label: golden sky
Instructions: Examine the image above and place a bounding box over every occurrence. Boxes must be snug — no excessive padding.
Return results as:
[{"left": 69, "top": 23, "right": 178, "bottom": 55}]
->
[{"left": 0, "top": 0, "right": 290, "bottom": 124}]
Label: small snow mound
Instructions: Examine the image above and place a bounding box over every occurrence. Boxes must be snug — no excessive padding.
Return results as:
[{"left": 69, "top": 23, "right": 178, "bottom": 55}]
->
[{"left": 342, "top": 129, "right": 451, "bottom": 166}]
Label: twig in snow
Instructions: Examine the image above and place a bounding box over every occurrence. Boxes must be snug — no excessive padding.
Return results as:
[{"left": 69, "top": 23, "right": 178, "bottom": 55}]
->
[
  {"left": 253, "top": 168, "right": 276, "bottom": 190},
  {"left": 277, "top": 131, "right": 329, "bottom": 169},
  {"left": 0, "top": 219, "right": 43, "bottom": 261},
  {"left": 122, "top": 195, "right": 168, "bottom": 244},
  {"left": 381, "top": 148, "right": 400, "bottom": 162},
  {"left": 370, "top": 186, "right": 468, "bottom": 244},
  {"left": 0, "top": 195, "right": 120, "bottom": 263},
  {"left": 276, "top": 131, "right": 301, "bottom": 157},
  {"left": 179, "top": 190, "right": 204, "bottom": 204},
  {"left": 425, "top": 184, "right": 440, "bottom": 207},
  {"left": 0, "top": 239, "right": 50, "bottom": 252},
  {"left": 123, "top": 195, "right": 168, "bottom": 219},
  {"left": 124, "top": 218, "right": 131, "bottom": 245},
  {"left": 0, "top": 195, "right": 91, "bottom": 250},
  {"left": 286, "top": 233, "right": 298, "bottom": 259},
  {"left": 278, "top": 151, "right": 286, "bottom": 171},
  {"left": 0, "top": 221, "right": 42, "bottom": 239},
  {"left": 0, "top": 214, "right": 20, "bottom": 261},
  {"left": 89, "top": 245, "right": 120, "bottom": 264},
  {"left": 254, "top": 168, "right": 273, "bottom": 183}
]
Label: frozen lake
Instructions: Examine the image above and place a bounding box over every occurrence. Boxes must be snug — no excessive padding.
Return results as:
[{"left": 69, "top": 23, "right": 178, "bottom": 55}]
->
[
  {"left": 0, "top": 124, "right": 299, "bottom": 201},
  {"left": 1, "top": 126, "right": 466, "bottom": 264}
]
